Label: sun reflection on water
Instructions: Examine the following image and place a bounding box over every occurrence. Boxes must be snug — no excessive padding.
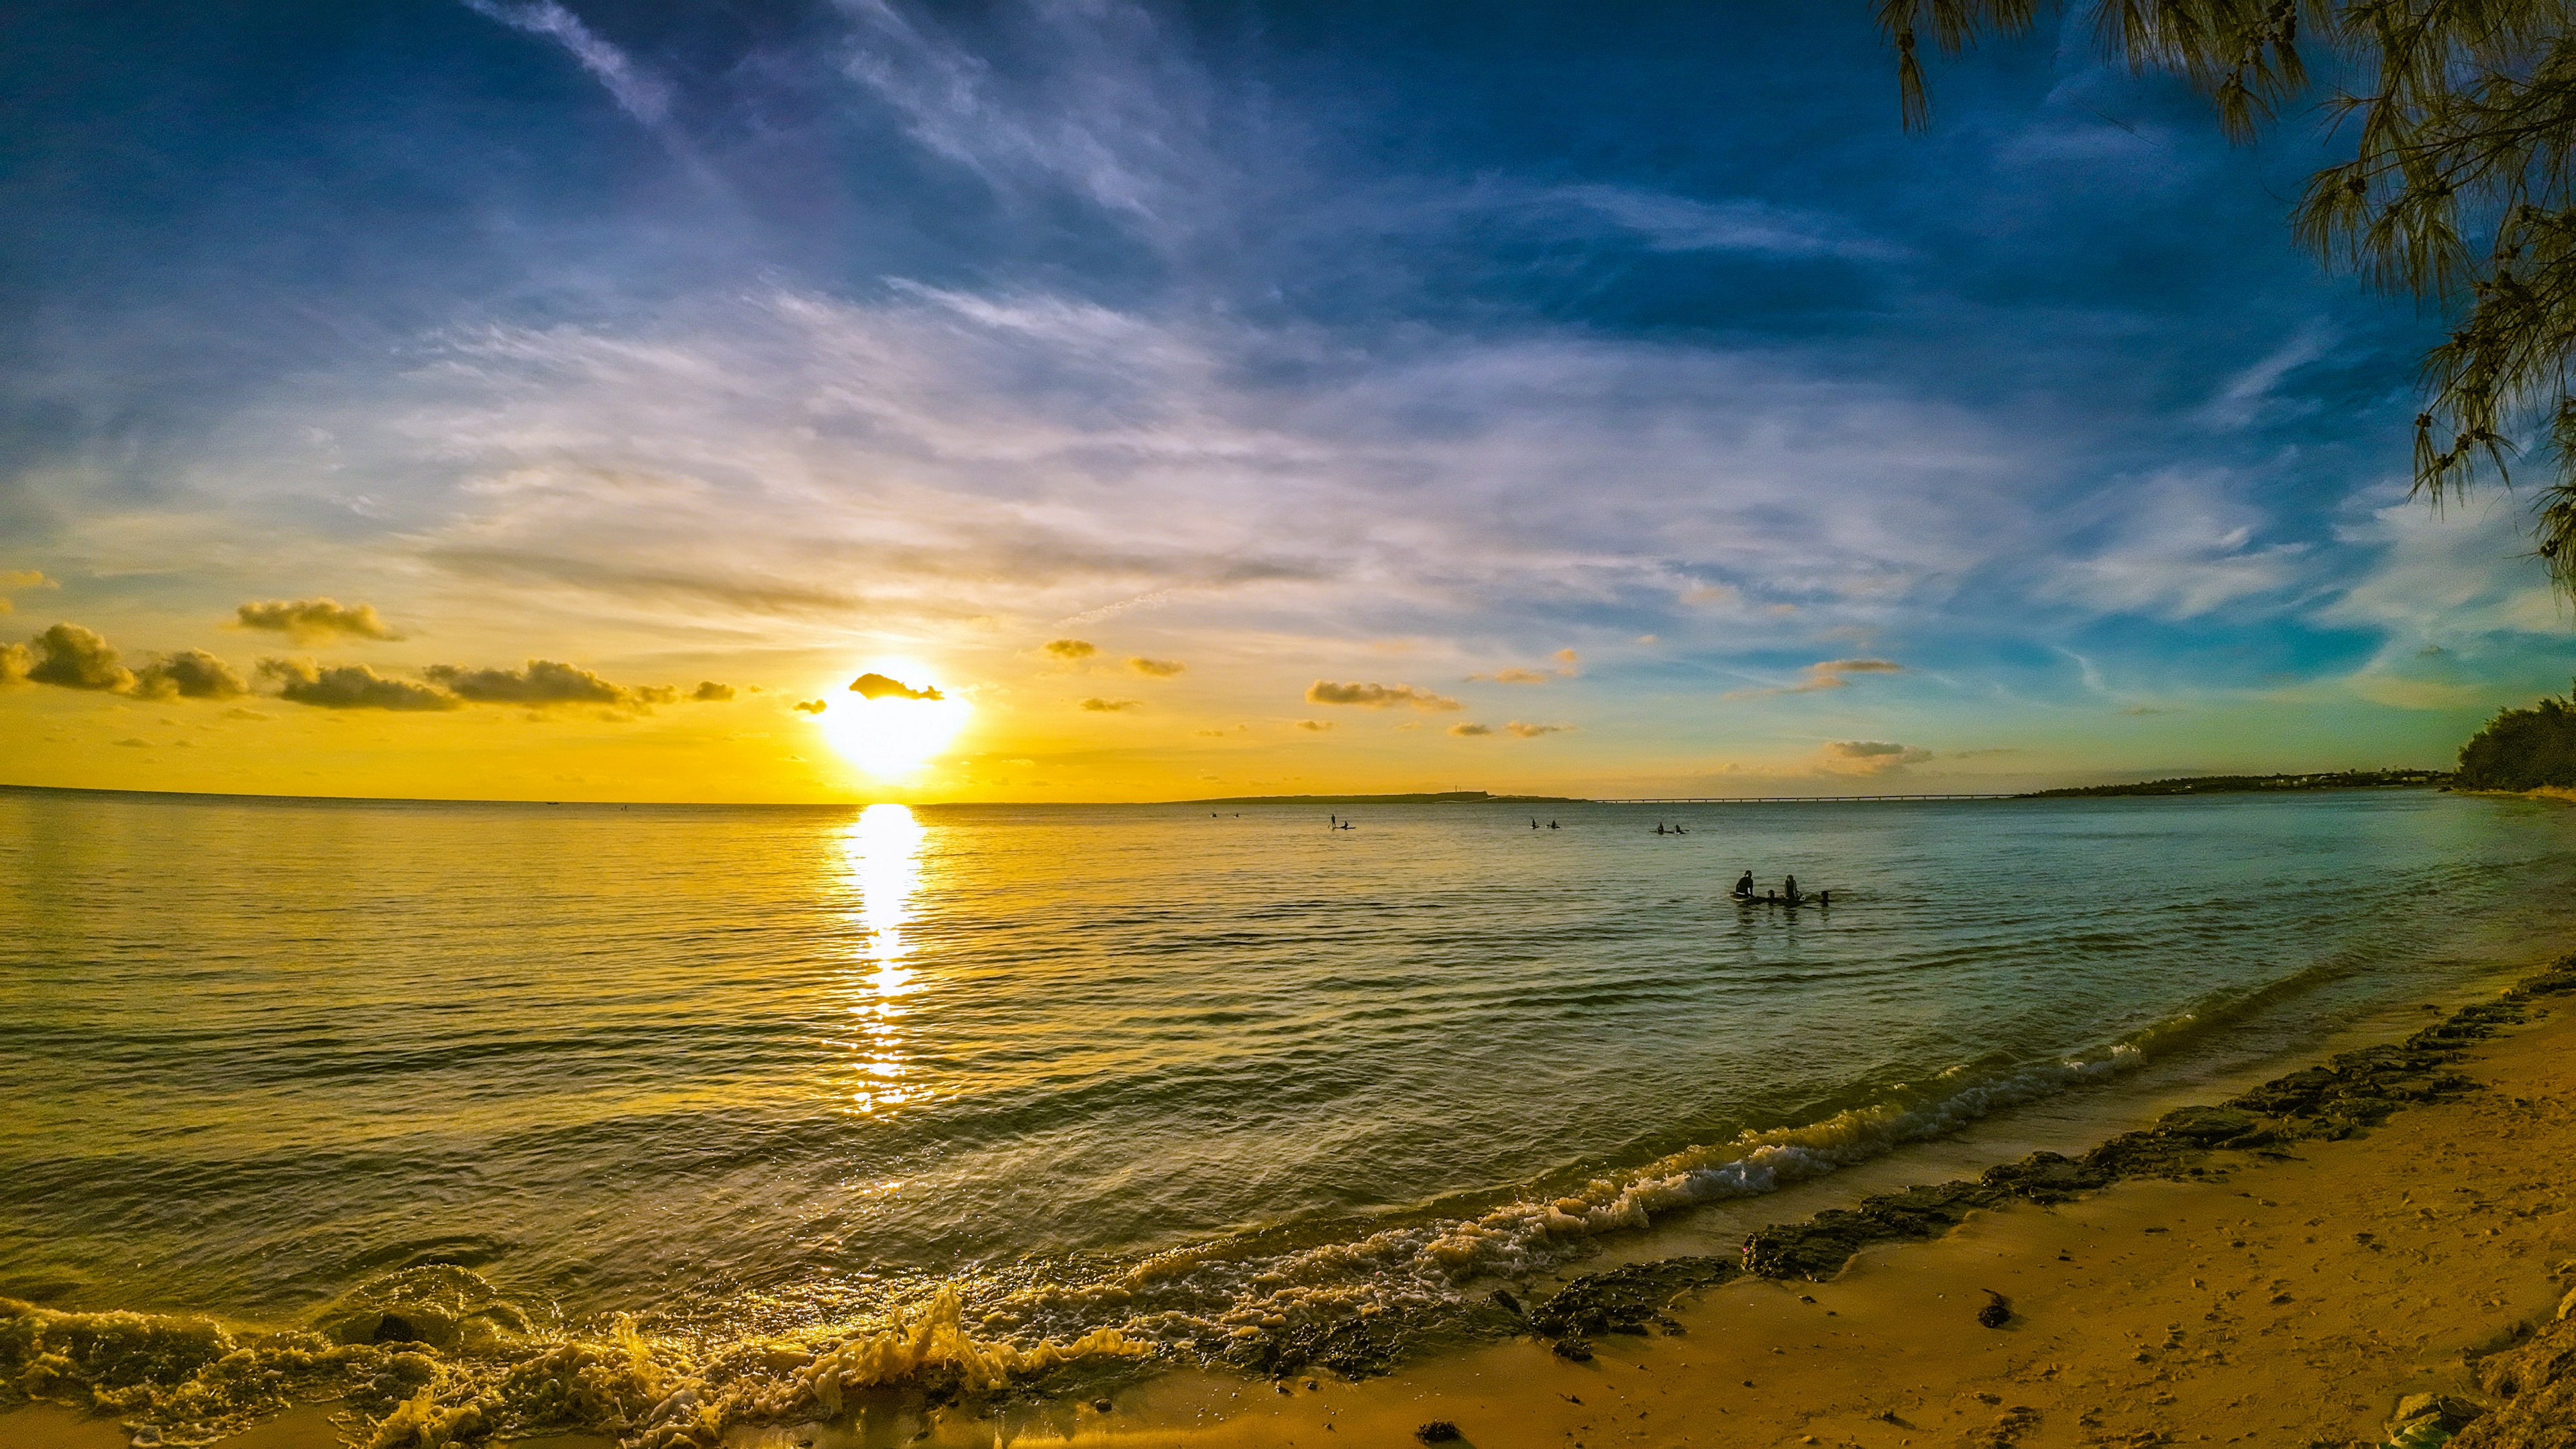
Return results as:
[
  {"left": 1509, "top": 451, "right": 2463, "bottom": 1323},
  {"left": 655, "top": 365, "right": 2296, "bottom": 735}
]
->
[{"left": 834, "top": 802, "right": 929, "bottom": 1116}]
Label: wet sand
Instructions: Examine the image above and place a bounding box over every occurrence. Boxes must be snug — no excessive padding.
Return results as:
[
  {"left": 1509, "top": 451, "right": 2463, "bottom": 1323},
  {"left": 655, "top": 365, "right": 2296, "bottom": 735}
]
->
[{"left": 9, "top": 974, "right": 2575, "bottom": 1449}]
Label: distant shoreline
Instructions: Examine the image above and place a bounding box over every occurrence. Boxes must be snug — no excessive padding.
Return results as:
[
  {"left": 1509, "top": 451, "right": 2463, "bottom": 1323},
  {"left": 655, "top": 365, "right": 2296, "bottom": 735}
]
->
[{"left": 0, "top": 775, "right": 2485, "bottom": 810}]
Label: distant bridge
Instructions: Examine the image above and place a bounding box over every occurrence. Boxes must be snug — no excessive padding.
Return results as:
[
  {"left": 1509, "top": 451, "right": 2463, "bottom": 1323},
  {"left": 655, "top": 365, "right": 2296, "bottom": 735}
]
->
[{"left": 1592, "top": 793, "right": 2023, "bottom": 804}]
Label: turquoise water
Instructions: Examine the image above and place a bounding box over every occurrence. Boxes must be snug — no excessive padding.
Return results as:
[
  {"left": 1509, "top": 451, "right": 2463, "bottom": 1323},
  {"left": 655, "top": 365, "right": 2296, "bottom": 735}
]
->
[{"left": 3, "top": 786, "right": 2573, "bottom": 1417}]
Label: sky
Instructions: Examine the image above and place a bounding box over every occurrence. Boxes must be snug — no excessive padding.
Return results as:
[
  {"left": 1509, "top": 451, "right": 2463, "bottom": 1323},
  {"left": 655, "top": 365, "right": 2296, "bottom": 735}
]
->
[{"left": 1, "top": 1, "right": 2569, "bottom": 804}]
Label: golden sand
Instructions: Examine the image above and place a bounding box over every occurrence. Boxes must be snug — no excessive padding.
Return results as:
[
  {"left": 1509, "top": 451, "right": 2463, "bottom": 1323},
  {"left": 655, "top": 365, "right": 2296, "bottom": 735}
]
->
[{"left": 9, "top": 983, "right": 2576, "bottom": 1449}]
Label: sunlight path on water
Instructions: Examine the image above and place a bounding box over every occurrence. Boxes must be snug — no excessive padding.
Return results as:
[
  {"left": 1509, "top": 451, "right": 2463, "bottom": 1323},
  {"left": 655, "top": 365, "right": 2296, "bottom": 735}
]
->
[{"left": 836, "top": 803, "right": 928, "bottom": 1118}]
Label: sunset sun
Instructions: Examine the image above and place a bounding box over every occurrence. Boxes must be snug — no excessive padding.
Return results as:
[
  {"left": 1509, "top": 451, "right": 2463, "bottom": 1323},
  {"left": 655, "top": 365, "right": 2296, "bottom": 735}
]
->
[{"left": 813, "top": 667, "right": 967, "bottom": 776}]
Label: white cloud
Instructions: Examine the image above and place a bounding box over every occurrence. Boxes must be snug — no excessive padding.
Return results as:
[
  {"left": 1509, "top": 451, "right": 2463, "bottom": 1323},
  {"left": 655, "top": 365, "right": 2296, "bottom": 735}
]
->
[{"left": 2042, "top": 470, "right": 2304, "bottom": 619}]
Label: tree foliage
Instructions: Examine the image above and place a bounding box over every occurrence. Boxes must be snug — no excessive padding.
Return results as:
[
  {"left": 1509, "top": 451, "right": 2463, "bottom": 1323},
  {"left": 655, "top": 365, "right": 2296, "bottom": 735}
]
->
[
  {"left": 1877, "top": 0, "right": 2576, "bottom": 595},
  {"left": 2455, "top": 685, "right": 2576, "bottom": 786}
]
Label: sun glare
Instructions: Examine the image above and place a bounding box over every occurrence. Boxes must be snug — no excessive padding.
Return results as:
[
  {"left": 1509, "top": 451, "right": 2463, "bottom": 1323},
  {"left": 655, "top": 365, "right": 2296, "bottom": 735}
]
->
[{"left": 813, "top": 672, "right": 968, "bottom": 777}]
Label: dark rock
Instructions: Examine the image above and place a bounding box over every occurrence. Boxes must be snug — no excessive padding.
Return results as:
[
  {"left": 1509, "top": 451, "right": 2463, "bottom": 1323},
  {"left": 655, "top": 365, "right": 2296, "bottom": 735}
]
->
[
  {"left": 1228, "top": 1311, "right": 1405, "bottom": 1379},
  {"left": 1490, "top": 1289, "right": 1523, "bottom": 1317},
  {"left": 1549, "top": 1338, "right": 1593, "bottom": 1362},
  {"left": 1977, "top": 1290, "right": 2011, "bottom": 1328},
  {"left": 370, "top": 1314, "right": 423, "bottom": 1345},
  {"left": 1529, "top": 1256, "right": 1737, "bottom": 1338},
  {"left": 1415, "top": 1421, "right": 1462, "bottom": 1443},
  {"left": 1091, "top": 1399, "right": 1112, "bottom": 1413}
]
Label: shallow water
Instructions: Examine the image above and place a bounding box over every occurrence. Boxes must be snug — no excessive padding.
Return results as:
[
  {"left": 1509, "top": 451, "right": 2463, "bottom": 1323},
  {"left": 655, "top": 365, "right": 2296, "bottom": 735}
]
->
[{"left": 3, "top": 786, "right": 2572, "bottom": 1417}]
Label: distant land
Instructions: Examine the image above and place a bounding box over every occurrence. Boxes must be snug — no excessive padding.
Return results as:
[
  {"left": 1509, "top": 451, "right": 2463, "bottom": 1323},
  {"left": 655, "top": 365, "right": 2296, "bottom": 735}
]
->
[
  {"left": 2021, "top": 769, "right": 2454, "bottom": 799},
  {"left": 1176, "top": 790, "right": 1585, "bottom": 806}
]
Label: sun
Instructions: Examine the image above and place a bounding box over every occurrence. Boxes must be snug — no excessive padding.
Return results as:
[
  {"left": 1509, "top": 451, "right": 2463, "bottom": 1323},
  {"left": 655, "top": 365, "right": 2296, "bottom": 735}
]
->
[{"left": 811, "top": 665, "right": 969, "bottom": 777}]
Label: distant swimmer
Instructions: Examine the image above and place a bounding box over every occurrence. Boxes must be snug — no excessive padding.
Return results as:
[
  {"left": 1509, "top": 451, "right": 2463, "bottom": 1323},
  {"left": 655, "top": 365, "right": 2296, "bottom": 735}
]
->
[
  {"left": 1549, "top": 820, "right": 1559, "bottom": 830},
  {"left": 1783, "top": 874, "right": 1801, "bottom": 904},
  {"left": 1732, "top": 871, "right": 1755, "bottom": 898},
  {"left": 1532, "top": 818, "right": 1540, "bottom": 830}
]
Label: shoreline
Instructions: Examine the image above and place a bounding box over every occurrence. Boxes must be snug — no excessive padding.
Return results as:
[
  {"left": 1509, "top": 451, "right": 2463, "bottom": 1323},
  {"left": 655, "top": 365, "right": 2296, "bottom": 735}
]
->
[{"left": 9, "top": 953, "right": 2576, "bottom": 1449}]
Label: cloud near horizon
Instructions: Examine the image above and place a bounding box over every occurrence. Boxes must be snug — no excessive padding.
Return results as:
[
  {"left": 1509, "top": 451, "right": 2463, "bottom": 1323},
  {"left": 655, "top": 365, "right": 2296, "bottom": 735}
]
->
[
  {"left": 1044, "top": 639, "right": 1097, "bottom": 659},
  {"left": 426, "top": 659, "right": 629, "bottom": 706},
  {"left": 1128, "top": 656, "right": 1185, "bottom": 677},
  {"left": 21, "top": 624, "right": 134, "bottom": 693},
  {"left": 850, "top": 672, "right": 944, "bottom": 701},
  {"left": 234, "top": 598, "right": 401, "bottom": 644},
  {"left": 1307, "top": 680, "right": 1465, "bottom": 711},
  {"left": 133, "top": 649, "right": 249, "bottom": 701},
  {"left": 1080, "top": 696, "right": 1142, "bottom": 712},
  {"left": 259, "top": 657, "right": 462, "bottom": 711},
  {"left": 1821, "top": 739, "right": 1934, "bottom": 773}
]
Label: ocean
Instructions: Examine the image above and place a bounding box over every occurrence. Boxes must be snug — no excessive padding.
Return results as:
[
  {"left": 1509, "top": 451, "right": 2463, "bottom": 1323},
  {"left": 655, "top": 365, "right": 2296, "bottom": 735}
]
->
[{"left": 4, "top": 785, "right": 2573, "bottom": 1439}]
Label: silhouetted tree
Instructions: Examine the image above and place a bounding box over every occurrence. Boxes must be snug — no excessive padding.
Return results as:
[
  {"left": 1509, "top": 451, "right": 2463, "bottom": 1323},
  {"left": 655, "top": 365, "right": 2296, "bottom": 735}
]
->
[
  {"left": 1878, "top": 1, "right": 2576, "bottom": 595},
  {"left": 2455, "top": 682, "right": 2576, "bottom": 788}
]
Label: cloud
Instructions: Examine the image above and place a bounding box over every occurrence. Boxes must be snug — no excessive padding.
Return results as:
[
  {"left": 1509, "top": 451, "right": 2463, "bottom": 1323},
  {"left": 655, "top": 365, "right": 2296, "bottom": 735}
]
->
[
  {"left": 461, "top": 0, "right": 672, "bottom": 124},
  {"left": 1448, "top": 722, "right": 1493, "bottom": 736},
  {"left": 1128, "top": 656, "right": 1185, "bottom": 676},
  {"left": 1504, "top": 720, "right": 1574, "bottom": 738},
  {"left": 1295, "top": 718, "right": 1334, "bottom": 731},
  {"left": 425, "top": 659, "right": 631, "bottom": 706},
  {"left": 793, "top": 698, "right": 828, "bottom": 714},
  {"left": 1821, "top": 739, "right": 1934, "bottom": 773},
  {"left": 1306, "top": 680, "right": 1465, "bottom": 710},
  {"left": 1536, "top": 184, "right": 1901, "bottom": 260},
  {"left": 0, "top": 570, "right": 56, "bottom": 613},
  {"left": 850, "top": 671, "right": 944, "bottom": 701},
  {"left": 1079, "top": 696, "right": 1141, "bottom": 711},
  {"left": 1727, "top": 658, "right": 1907, "bottom": 700},
  {"left": 23, "top": 623, "right": 133, "bottom": 692},
  {"left": 1044, "top": 639, "right": 1098, "bottom": 659},
  {"left": 2043, "top": 472, "right": 2304, "bottom": 619},
  {"left": 234, "top": 598, "right": 402, "bottom": 643},
  {"left": 224, "top": 707, "right": 270, "bottom": 720},
  {"left": 691, "top": 681, "right": 737, "bottom": 702},
  {"left": 131, "top": 649, "right": 249, "bottom": 700},
  {"left": 260, "top": 657, "right": 462, "bottom": 711},
  {"left": 113, "top": 737, "right": 149, "bottom": 749},
  {"left": 1472, "top": 649, "right": 1582, "bottom": 684}
]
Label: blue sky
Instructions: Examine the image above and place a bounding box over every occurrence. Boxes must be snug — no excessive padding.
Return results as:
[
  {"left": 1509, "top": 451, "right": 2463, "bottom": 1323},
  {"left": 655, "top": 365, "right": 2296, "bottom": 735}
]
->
[{"left": 1, "top": 1, "right": 2568, "bottom": 800}]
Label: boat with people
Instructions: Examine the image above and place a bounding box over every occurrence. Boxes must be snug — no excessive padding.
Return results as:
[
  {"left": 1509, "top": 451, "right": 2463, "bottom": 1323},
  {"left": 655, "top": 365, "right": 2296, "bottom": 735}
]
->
[{"left": 1729, "top": 871, "right": 1829, "bottom": 906}]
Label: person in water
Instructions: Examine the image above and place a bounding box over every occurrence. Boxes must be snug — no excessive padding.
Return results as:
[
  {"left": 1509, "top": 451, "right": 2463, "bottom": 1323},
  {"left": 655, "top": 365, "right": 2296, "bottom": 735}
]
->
[
  {"left": 1783, "top": 874, "right": 1801, "bottom": 904},
  {"left": 1732, "top": 871, "right": 1755, "bottom": 898}
]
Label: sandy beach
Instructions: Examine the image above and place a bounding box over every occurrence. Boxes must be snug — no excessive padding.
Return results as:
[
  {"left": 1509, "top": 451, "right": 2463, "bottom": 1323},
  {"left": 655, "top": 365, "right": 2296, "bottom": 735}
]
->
[{"left": 11, "top": 956, "right": 2576, "bottom": 1449}]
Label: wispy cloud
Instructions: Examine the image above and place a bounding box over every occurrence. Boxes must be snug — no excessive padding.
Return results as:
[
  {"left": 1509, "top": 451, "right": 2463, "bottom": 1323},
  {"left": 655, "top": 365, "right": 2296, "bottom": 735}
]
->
[
  {"left": 1726, "top": 657, "right": 1904, "bottom": 700},
  {"left": 461, "top": 0, "right": 673, "bottom": 124},
  {"left": 1536, "top": 184, "right": 1902, "bottom": 260}
]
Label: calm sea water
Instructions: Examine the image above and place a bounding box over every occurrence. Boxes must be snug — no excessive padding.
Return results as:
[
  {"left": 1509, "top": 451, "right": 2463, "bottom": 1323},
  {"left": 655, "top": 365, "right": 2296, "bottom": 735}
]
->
[{"left": 3, "top": 786, "right": 2573, "bottom": 1387}]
